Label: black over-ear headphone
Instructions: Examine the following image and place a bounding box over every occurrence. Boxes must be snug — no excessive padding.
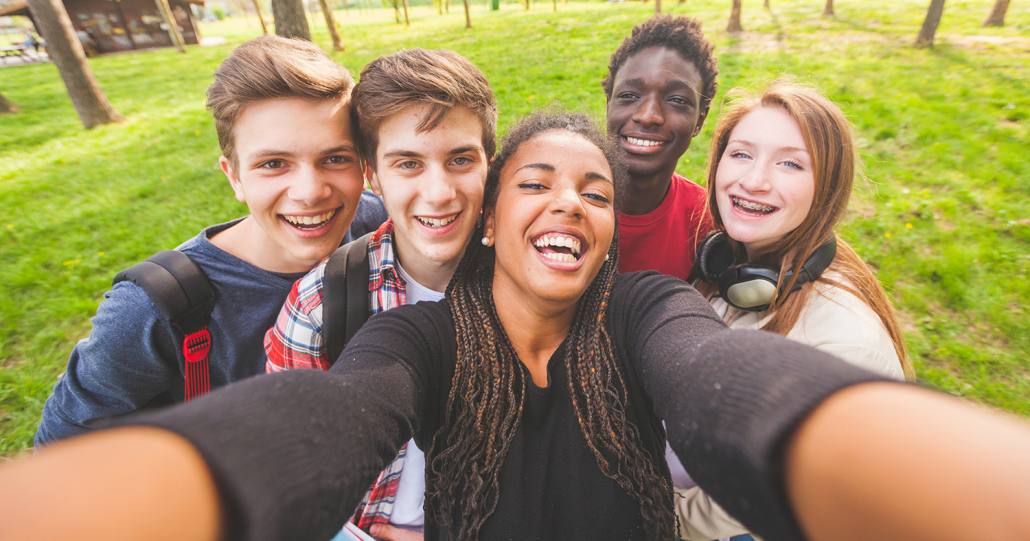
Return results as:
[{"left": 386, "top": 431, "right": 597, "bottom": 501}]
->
[{"left": 695, "top": 231, "right": 837, "bottom": 312}]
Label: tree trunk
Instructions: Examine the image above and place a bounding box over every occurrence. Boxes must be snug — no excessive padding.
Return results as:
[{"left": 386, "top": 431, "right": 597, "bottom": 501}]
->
[
  {"left": 915, "top": 0, "right": 945, "bottom": 48},
  {"left": 463, "top": 0, "right": 471, "bottom": 28},
  {"left": 983, "top": 0, "right": 1009, "bottom": 26},
  {"left": 823, "top": 0, "right": 834, "bottom": 16},
  {"left": 553, "top": 0, "right": 557, "bottom": 12},
  {"left": 655, "top": 0, "right": 661, "bottom": 13},
  {"left": 401, "top": 0, "right": 410, "bottom": 26},
  {"left": 25, "top": 0, "right": 122, "bottom": 128},
  {"left": 524, "top": 0, "right": 529, "bottom": 10},
  {"left": 251, "top": 0, "right": 269, "bottom": 35},
  {"left": 392, "top": 0, "right": 400, "bottom": 22},
  {"left": 271, "top": 0, "right": 311, "bottom": 40},
  {"left": 154, "top": 0, "right": 186, "bottom": 52},
  {"left": 317, "top": 0, "right": 343, "bottom": 50},
  {"left": 0, "top": 91, "right": 15, "bottom": 114},
  {"left": 727, "top": 0, "right": 743, "bottom": 32},
  {"left": 678, "top": 0, "right": 685, "bottom": 4},
  {"left": 764, "top": 0, "right": 769, "bottom": 8}
]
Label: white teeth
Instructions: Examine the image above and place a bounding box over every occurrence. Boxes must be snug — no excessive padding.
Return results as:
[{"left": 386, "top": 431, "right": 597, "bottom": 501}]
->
[
  {"left": 416, "top": 214, "right": 459, "bottom": 228},
  {"left": 284, "top": 210, "right": 336, "bottom": 226},
  {"left": 542, "top": 252, "right": 577, "bottom": 263},
  {"left": 732, "top": 197, "right": 775, "bottom": 213},
  {"left": 625, "top": 136, "right": 664, "bottom": 147},
  {"left": 532, "top": 234, "right": 582, "bottom": 257}
]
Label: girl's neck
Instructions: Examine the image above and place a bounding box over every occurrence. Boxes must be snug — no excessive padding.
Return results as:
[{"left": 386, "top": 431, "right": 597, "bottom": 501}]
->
[{"left": 491, "top": 281, "right": 576, "bottom": 388}]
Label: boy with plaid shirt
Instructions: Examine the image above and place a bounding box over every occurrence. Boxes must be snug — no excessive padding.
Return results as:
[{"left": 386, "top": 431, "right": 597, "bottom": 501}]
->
[{"left": 264, "top": 49, "right": 497, "bottom": 540}]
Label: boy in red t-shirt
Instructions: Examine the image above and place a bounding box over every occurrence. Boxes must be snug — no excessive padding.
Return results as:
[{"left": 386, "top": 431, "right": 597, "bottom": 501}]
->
[{"left": 603, "top": 16, "right": 719, "bottom": 280}]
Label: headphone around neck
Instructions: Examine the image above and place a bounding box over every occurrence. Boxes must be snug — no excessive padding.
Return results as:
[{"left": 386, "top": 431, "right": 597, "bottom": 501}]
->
[{"left": 695, "top": 231, "right": 837, "bottom": 312}]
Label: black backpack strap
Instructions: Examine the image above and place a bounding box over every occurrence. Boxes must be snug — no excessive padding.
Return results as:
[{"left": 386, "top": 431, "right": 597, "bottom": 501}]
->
[
  {"left": 323, "top": 232, "right": 372, "bottom": 365},
  {"left": 113, "top": 250, "right": 215, "bottom": 400}
]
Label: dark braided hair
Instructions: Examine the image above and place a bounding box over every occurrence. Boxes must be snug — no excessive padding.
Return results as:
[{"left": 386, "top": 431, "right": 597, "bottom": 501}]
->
[{"left": 425, "top": 112, "right": 675, "bottom": 540}]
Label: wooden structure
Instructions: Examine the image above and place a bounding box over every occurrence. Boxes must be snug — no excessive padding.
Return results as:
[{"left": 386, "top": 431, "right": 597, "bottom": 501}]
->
[{"left": 0, "top": 0, "right": 203, "bottom": 54}]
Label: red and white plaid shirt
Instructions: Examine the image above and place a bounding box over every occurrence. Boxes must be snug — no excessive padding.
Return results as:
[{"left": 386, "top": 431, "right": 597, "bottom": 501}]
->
[{"left": 264, "top": 219, "right": 412, "bottom": 533}]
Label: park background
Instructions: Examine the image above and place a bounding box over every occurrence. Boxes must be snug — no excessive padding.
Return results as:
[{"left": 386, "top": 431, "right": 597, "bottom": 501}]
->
[{"left": 0, "top": 0, "right": 1026, "bottom": 454}]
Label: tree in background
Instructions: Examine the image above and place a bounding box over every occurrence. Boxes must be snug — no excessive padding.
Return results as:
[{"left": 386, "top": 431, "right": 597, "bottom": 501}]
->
[
  {"left": 727, "top": 0, "right": 743, "bottom": 32},
  {"left": 915, "top": 0, "right": 945, "bottom": 47},
  {"left": 983, "top": 0, "right": 1009, "bottom": 26},
  {"left": 0, "top": 91, "right": 15, "bottom": 114},
  {"left": 655, "top": 0, "right": 661, "bottom": 14},
  {"left": 401, "top": 0, "right": 410, "bottom": 26},
  {"left": 463, "top": 0, "right": 471, "bottom": 28},
  {"left": 317, "top": 0, "right": 343, "bottom": 50},
  {"left": 26, "top": 0, "right": 122, "bottom": 128},
  {"left": 251, "top": 0, "right": 270, "bottom": 34},
  {"left": 155, "top": 0, "right": 187, "bottom": 52},
  {"left": 272, "top": 0, "right": 311, "bottom": 40},
  {"left": 823, "top": 0, "right": 834, "bottom": 16}
]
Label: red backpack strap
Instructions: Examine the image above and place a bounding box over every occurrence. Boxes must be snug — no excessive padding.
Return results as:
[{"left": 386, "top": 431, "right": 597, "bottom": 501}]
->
[{"left": 114, "top": 250, "right": 216, "bottom": 401}]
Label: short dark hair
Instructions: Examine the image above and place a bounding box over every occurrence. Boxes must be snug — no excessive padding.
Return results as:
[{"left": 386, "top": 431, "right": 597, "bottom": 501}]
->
[
  {"left": 602, "top": 15, "right": 719, "bottom": 131},
  {"left": 352, "top": 48, "right": 497, "bottom": 165}
]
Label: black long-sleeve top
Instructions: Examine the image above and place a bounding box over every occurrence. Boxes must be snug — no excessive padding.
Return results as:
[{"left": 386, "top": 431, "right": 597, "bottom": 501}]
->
[{"left": 136, "top": 272, "right": 888, "bottom": 541}]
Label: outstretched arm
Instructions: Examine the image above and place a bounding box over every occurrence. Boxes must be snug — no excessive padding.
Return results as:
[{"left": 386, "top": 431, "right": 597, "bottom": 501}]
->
[
  {"left": 2, "top": 426, "right": 220, "bottom": 541},
  {"left": 786, "top": 382, "right": 1030, "bottom": 541}
]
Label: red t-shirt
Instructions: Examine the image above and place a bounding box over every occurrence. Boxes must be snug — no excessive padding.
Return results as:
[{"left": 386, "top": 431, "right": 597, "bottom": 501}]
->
[{"left": 617, "top": 173, "right": 712, "bottom": 281}]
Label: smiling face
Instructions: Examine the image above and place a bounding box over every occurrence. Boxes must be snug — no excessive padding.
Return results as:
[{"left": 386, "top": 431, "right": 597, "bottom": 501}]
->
[
  {"left": 220, "top": 96, "right": 363, "bottom": 273},
  {"left": 371, "top": 104, "right": 488, "bottom": 286},
  {"left": 714, "top": 106, "right": 816, "bottom": 258},
  {"left": 486, "top": 130, "right": 616, "bottom": 310},
  {"left": 606, "top": 46, "right": 703, "bottom": 182}
]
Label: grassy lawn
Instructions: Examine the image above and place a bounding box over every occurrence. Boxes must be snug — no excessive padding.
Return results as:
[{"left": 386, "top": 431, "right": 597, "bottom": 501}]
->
[{"left": 0, "top": 0, "right": 1026, "bottom": 454}]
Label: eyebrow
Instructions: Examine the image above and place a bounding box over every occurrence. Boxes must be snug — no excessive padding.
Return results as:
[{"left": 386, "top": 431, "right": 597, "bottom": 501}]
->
[
  {"left": 619, "top": 77, "right": 700, "bottom": 95},
  {"left": 515, "top": 163, "right": 613, "bottom": 183},
  {"left": 728, "top": 140, "right": 810, "bottom": 154},
  {"left": 381, "top": 144, "right": 483, "bottom": 160},
  {"left": 249, "top": 144, "right": 356, "bottom": 158}
]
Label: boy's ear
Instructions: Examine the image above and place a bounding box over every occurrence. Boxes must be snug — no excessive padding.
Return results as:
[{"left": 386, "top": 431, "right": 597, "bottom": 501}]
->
[{"left": 219, "top": 156, "right": 246, "bottom": 203}]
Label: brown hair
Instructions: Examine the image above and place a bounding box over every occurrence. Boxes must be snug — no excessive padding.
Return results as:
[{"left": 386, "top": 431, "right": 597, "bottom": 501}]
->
[
  {"left": 206, "top": 36, "right": 354, "bottom": 166},
  {"left": 351, "top": 48, "right": 497, "bottom": 166},
  {"left": 702, "top": 81, "right": 914, "bottom": 379},
  {"left": 426, "top": 113, "right": 673, "bottom": 541}
]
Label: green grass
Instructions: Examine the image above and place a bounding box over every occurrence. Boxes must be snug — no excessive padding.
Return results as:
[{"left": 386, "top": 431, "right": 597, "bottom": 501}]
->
[{"left": 1, "top": 0, "right": 1027, "bottom": 454}]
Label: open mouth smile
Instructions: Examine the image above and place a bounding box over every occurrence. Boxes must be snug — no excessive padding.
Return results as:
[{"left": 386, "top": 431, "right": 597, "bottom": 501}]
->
[
  {"left": 731, "top": 196, "right": 778, "bottom": 216},
  {"left": 621, "top": 134, "right": 668, "bottom": 154},
  {"left": 280, "top": 208, "right": 340, "bottom": 231},
  {"left": 532, "top": 232, "right": 585, "bottom": 265},
  {"left": 415, "top": 213, "right": 460, "bottom": 228}
]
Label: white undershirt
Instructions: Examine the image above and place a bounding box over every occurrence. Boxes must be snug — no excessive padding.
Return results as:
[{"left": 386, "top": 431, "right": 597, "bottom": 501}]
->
[{"left": 387, "top": 262, "right": 445, "bottom": 528}]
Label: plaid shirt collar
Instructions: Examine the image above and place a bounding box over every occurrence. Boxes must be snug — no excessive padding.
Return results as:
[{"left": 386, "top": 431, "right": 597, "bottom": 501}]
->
[{"left": 367, "top": 219, "right": 407, "bottom": 315}]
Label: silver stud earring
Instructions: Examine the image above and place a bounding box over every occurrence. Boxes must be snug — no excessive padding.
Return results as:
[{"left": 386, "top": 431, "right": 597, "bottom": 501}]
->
[{"left": 481, "top": 236, "right": 491, "bottom": 247}]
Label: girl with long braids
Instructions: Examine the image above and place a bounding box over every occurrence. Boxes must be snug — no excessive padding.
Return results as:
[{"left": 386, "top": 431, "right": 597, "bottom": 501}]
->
[{"left": 4, "top": 113, "right": 1030, "bottom": 541}]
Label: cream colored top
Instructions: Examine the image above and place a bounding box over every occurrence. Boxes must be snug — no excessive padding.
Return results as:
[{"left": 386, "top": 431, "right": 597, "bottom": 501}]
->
[{"left": 673, "top": 274, "right": 905, "bottom": 540}]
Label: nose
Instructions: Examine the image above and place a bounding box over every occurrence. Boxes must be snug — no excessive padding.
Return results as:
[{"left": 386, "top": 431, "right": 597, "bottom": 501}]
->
[
  {"left": 288, "top": 165, "right": 332, "bottom": 206},
  {"left": 420, "top": 164, "right": 457, "bottom": 206},
  {"left": 631, "top": 95, "right": 664, "bottom": 128},
  {"left": 738, "top": 160, "right": 771, "bottom": 193},
  {"left": 549, "top": 185, "right": 585, "bottom": 219}
]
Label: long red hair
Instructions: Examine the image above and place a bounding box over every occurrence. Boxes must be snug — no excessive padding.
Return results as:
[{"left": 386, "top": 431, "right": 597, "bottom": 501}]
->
[{"left": 702, "top": 81, "right": 914, "bottom": 380}]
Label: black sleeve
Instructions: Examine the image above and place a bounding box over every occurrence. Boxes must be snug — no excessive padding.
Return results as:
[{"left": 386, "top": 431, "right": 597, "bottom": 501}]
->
[
  {"left": 126, "top": 302, "right": 455, "bottom": 541},
  {"left": 610, "top": 272, "right": 893, "bottom": 541}
]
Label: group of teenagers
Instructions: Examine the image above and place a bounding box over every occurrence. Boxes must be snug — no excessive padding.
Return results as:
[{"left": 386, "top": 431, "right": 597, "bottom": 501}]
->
[{"left": 7, "top": 14, "right": 1030, "bottom": 541}]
